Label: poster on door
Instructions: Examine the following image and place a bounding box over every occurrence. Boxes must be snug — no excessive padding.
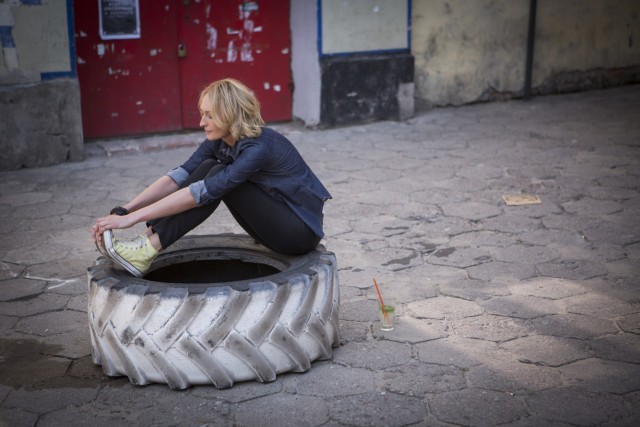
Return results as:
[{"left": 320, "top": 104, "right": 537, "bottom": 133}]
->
[{"left": 99, "top": 0, "right": 141, "bottom": 40}]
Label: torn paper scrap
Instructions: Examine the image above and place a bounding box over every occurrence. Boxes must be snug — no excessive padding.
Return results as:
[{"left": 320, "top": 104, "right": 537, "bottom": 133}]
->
[{"left": 502, "top": 194, "right": 542, "bottom": 206}]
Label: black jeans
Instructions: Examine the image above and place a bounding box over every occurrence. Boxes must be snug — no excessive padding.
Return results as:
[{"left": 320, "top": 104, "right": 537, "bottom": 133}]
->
[{"left": 148, "top": 160, "right": 321, "bottom": 255}]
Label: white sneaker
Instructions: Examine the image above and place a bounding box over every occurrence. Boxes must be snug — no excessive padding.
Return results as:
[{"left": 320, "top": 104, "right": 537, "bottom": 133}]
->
[{"left": 104, "top": 232, "right": 158, "bottom": 277}]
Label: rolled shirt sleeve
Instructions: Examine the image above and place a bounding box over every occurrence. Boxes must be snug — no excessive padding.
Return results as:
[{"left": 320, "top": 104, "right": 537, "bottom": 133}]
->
[
  {"left": 188, "top": 181, "right": 209, "bottom": 205},
  {"left": 166, "top": 166, "right": 190, "bottom": 187}
]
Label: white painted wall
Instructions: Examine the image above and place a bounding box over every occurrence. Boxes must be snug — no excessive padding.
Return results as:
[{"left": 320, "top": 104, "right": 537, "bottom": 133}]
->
[
  {"left": 321, "top": 0, "right": 409, "bottom": 54},
  {"left": 0, "top": 0, "right": 71, "bottom": 85},
  {"left": 291, "top": 0, "right": 321, "bottom": 126}
]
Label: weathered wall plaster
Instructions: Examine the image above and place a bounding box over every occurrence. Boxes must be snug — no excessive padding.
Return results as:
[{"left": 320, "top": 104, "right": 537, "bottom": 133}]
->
[
  {"left": 0, "top": 79, "right": 84, "bottom": 170},
  {"left": 412, "top": 0, "right": 640, "bottom": 107}
]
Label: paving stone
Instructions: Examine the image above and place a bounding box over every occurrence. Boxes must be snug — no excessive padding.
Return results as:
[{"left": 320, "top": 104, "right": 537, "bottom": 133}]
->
[
  {"left": 467, "top": 360, "right": 563, "bottom": 394},
  {"left": 559, "top": 358, "right": 640, "bottom": 394},
  {"left": 340, "top": 299, "right": 382, "bottom": 323},
  {"left": 626, "top": 242, "right": 640, "bottom": 260},
  {"left": 26, "top": 258, "right": 90, "bottom": 283},
  {"left": 42, "top": 329, "right": 91, "bottom": 359},
  {"left": 385, "top": 231, "right": 441, "bottom": 255},
  {"left": 404, "top": 263, "right": 468, "bottom": 286},
  {"left": 479, "top": 214, "right": 543, "bottom": 235},
  {"left": 0, "top": 408, "right": 38, "bottom": 427},
  {"left": 0, "top": 277, "right": 47, "bottom": 302},
  {"left": 489, "top": 244, "right": 560, "bottom": 265},
  {"left": 590, "top": 333, "right": 640, "bottom": 363},
  {"left": 12, "top": 201, "right": 71, "bottom": 220},
  {"left": 518, "top": 228, "right": 588, "bottom": 247},
  {"left": 0, "top": 293, "right": 69, "bottom": 317},
  {"left": 16, "top": 310, "right": 86, "bottom": 336},
  {"left": 0, "top": 339, "right": 71, "bottom": 388},
  {"left": 450, "top": 314, "right": 533, "bottom": 342},
  {"left": 500, "top": 335, "right": 591, "bottom": 367},
  {"left": 428, "top": 389, "right": 528, "bottom": 427},
  {"left": 0, "top": 191, "right": 52, "bottom": 206},
  {"left": 582, "top": 222, "right": 640, "bottom": 246},
  {"left": 563, "top": 293, "right": 638, "bottom": 319},
  {"left": 379, "top": 316, "right": 447, "bottom": 344},
  {"left": 284, "top": 363, "right": 375, "bottom": 397},
  {"left": 333, "top": 340, "right": 412, "bottom": 370},
  {"left": 507, "top": 276, "right": 588, "bottom": 299},
  {"left": 415, "top": 336, "right": 514, "bottom": 369},
  {"left": 416, "top": 216, "right": 478, "bottom": 239},
  {"left": 440, "top": 202, "right": 502, "bottom": 221},
  {"left": 449, "top": 230, "right": 517, "bottom": 247},
  {"left": 438, "top": 278, "right": 510, "bottom": 301},
  {"left": 406, "top": 296, "right": 483, "bottom": 320},
  {"left": 536, "top": 259, "right": 608, "bottom": 280},
  {"left": 455, "top": 163, "right": 504, "bottom": 181},
  {"left": 0, "top": 261, "right": 24, "bottom": 281},
  {"left": 434, "top": 175, "right": 494, "bottom": 193},
  {"left": 364, "top": 247, "right": 423, "bottom": 271},
  {"left": 561, "top": 197, "right": 623, "bottom": 216},
  {"left": 481, "top": 295, "right": 564, "bottom": 319},
  {"left": 350, "top": 215, "right": 415, "bottom": 238},
  {"left": 66, "top": 294, "right": 87, "bottom": 312},
  {"left": 0, "top": 314, "right": 18, "bottom": 335},
  {"left": 338, "top": 320, "right": 372, "bottom": 343},
  {"left": 605, "top": 257, "right": 640, "bottom": 280},
  {"left": 3, "top": 243, "right": 71, "bottom": 265},
  {"left": 381, "top": 361, "right": 467, "bottom": 396},
  {"left": 3, "top": 386, "right": 99, "bottom": 414},
  {"left": 234, "top": 393, "right": 328, "bottom": 427},
  {"left": 531, "top": 314, "right": 618, "bottom": 339},
  {"left": 330, "top": 391, "right": 427, "bottom": 427},
  {"left": 617, "top": 312, "right": 640, "bottom": 334},
  {"left": 467, "top": 261, "right": 537, "bottom": 282},
  {"left": 383, "top": 204, "right": 441, "bottom": 226},
  {"left": 427, "top": 246, "right": 492, "bottom": 268},
  {"left": 526, "top": 387, "right": 627, "bottom": 426}
]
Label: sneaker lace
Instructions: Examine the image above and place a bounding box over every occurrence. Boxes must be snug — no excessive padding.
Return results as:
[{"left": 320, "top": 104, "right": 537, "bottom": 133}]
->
[{"left": 116, "top": 235, "right": 147, "bottom": 251}]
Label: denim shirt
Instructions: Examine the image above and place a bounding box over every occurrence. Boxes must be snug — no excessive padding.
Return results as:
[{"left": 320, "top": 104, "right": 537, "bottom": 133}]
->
[{"left": 167, "top": 127, "right": 331, "bottom": 238}]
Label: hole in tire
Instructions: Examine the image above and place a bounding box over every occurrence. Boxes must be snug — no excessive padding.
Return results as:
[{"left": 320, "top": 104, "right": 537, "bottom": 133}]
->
[{"left": 144, "top": 260, "right": 281, "bottom": 283}]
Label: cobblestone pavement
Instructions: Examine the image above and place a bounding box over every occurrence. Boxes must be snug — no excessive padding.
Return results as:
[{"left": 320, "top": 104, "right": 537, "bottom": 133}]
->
[{"left": 1, "top": 86, "right": 639, "bottom": 426}]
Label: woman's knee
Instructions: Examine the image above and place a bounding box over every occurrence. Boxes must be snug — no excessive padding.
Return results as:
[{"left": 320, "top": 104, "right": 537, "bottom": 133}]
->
[
  {"left": 205, "top": 163, "right": 226, "bottom": 179},
  {"left": 185, "top": 160, "right": 220, "bottom": 185}
]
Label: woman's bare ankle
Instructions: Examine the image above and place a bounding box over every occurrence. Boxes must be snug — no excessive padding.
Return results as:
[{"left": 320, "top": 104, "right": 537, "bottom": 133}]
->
[{"left": 149, "top": 233, "right": 163, "bottom": 252}]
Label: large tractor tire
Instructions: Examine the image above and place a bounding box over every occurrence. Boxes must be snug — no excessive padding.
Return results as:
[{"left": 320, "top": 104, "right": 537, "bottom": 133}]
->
[{"left": 87, "top": 234, "right": 340, "bottom": 390}]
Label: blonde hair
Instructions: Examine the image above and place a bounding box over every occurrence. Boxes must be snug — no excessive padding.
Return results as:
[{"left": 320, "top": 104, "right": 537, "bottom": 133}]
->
[{"left": 199, "top": 78, "right": 264, "bottom": 141}]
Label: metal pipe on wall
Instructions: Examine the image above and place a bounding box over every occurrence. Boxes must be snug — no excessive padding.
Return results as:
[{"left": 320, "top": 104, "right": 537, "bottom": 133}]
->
[{"left": 524, "top": 0, "right": 537, "bottom": 100}]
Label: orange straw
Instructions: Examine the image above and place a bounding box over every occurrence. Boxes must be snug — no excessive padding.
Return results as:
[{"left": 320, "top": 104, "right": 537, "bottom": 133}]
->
[
  {"left": 373, "top": 278, "right": 391, "bottom": 324},
  {"left": 373, "top": 278, "right": 386, "bottom": 308}
]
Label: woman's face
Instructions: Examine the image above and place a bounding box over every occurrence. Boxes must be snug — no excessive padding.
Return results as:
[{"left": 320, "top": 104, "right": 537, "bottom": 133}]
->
[{"left": 199, "top": 97, "right": 234, "bottom": 145}]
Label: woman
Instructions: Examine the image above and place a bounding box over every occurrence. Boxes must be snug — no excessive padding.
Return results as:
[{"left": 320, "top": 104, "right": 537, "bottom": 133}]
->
[{"left": 91, "top": 78, "right": 331, "bottom": 277}]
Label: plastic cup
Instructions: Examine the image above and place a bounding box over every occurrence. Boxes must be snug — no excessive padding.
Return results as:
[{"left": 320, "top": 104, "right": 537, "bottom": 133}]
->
[{"left": 379, "top": 303, "right": 395, "bottom": 331}]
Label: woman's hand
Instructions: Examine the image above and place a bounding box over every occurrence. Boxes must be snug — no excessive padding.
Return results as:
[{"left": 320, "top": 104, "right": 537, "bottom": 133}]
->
[{"left": 91, "top": 214, "right": 137, "bottom": 243}]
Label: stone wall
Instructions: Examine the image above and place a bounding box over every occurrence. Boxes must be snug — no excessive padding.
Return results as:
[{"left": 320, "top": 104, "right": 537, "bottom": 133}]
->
[{"left": 0, "top": 79, "right": 83, "bottom": 170}]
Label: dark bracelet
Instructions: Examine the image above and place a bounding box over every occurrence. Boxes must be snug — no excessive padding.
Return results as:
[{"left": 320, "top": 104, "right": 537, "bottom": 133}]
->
[{"left": 110, "top": 206, "right": 129, "bottom": 216}]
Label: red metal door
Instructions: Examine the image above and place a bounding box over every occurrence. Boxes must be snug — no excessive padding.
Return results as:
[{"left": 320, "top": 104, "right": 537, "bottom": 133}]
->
[
  {"left": 177, "top": 0, "right": 292, "bottom": 128},
  {"left": 74, "top": 1, "right": 183, "bottom": 139},
  {"left": 74, "top": 1, "right": 291, "bottom": 139}
]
